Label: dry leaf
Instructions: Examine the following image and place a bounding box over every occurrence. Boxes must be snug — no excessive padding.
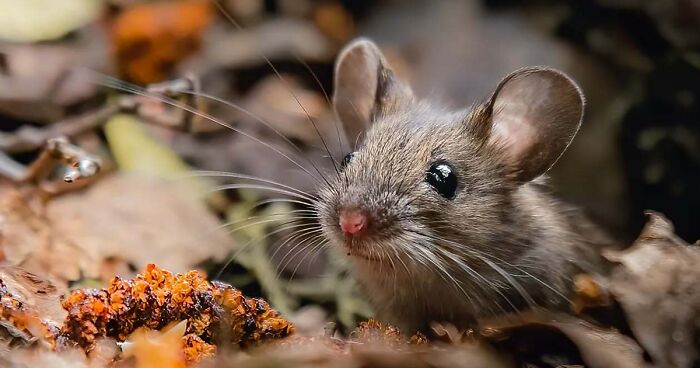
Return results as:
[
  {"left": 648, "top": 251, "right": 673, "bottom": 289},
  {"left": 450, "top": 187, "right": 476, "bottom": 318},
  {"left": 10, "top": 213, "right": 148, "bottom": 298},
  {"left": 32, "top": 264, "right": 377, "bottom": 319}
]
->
[
  {"left": 480, "top": 311, "right": 647, "bottom": 368},
  {"left": 0, "top": 184, "right": 89, "bottom": 281},
  {"left": 604, "top": 211, "right": 700, "bottom": 368},
  {"left": 45, "top": 173, "right": 235, "bottom": 277},
  {"left": 0, "top": 29, "right": 108, "bottom": 123},
  {"left": 123, "top": 321, "right": 189, "bottom": 368}
]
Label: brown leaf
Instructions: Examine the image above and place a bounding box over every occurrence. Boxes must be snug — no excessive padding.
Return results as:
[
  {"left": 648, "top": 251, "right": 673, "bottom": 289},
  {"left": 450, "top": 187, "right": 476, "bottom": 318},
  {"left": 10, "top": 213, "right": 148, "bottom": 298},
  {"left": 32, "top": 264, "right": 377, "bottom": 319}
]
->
[
  {"left": 0, "top": 266, "right": 66, "bottom": 325},
  {"left": 604, "top": 211, "right": 700, "bottom": 368},
  {"left": 45, "top": 173, "right": 236, "bottom": 277},
  {"left": 480, "top": 311, "right": 647, "bottom": 368},
  {"left": 0, "top": 28, "right": 108, "bottom": 123},
  {"left": 0, "top": 183, "right": 88, "bottom": 281}
]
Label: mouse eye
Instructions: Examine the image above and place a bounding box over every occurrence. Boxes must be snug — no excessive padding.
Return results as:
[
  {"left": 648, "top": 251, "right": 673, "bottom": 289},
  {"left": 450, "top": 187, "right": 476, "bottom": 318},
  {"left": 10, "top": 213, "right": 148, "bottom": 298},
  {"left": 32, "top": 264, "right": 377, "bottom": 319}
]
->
[
  {"left": 341, "top": 152, "right": 355, "bottom": 168},
  {"left": 426, "top": 162, "right": 457, "bottom": 199}
]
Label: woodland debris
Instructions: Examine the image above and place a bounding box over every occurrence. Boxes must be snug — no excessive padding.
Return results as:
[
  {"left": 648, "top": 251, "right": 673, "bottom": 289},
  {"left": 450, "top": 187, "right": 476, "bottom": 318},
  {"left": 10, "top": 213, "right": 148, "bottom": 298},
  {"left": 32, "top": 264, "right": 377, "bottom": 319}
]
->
[
  {"left": 0, "top": 0, "right": 104, "bottom": 43},
  {"left": 603, "top": 211, "right": 700, "bottom": 368},
  {"left": 480, "top": 311, "right": 647, "bottom": 368},
  {"left": 0, "top": 104, "right": 121, "bottom": 154},
  {"left": 0, "top": 28, "right": 109, "bottom": 123},
  {"left": 45, "top": 173, "right": 234, "bottom": 276},
  {"left": 0, "top": 136, "right": 102, "bottom": 196},
  {"left": 0, "top": 271, "right": 61, "bottom": 352},
  {"left": 59, "top": 263, "right": 292, "bottom": 363},
  {"left": 350, "top": 319, "right": 427, "bottom": 348},
  {"left": 111, "top": 0, "right": 214, "bottom": 84}
]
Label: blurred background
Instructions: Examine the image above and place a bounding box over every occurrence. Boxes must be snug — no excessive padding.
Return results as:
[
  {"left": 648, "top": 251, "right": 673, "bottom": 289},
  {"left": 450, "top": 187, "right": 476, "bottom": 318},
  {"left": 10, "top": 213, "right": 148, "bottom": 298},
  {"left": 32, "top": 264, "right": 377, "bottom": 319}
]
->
[{"left": 0, "top": 0, "right": 698, "bottom": 331}]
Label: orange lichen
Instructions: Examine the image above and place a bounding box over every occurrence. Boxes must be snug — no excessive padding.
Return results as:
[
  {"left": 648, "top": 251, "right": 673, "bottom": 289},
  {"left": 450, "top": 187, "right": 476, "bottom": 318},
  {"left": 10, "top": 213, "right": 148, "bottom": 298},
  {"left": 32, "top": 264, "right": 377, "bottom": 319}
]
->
[
  {"left": 59, "top": 264, "right": 293, "bottom": 363},
  {"left": 182, "top": 333, "right": 217, "bottom": 364},
  {"left": 351, "top": 319, "right": 427, "bottom": 347}
]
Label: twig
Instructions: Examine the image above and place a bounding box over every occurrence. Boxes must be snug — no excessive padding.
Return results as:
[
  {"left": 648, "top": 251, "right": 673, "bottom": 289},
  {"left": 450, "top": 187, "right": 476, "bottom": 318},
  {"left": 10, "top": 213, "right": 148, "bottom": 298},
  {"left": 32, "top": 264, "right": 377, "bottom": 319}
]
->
[
  {"left": 0, "top": 76, "right": 205, "bottom": 195},
  {"left": 0, "top": 137, "right": 103, "bottom": 195},
  {"left": 0, "top": 103, "right": 123, "bottom": 154},
  {"left": 0, "top": 75, "right": 204, "bottom": 154}
]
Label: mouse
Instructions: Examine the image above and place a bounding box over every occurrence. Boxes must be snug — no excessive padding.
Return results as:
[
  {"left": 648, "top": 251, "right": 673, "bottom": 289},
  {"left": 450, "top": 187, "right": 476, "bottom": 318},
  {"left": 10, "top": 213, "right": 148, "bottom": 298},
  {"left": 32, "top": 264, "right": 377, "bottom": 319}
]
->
[{"left": 316, "top": 38, "right": 611, "bottom": 334}]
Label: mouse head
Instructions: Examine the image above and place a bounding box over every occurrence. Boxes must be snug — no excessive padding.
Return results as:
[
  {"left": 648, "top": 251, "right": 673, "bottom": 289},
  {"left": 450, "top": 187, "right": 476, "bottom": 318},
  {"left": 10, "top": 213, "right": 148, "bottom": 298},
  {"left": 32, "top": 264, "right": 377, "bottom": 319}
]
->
[{"left": 318, "top": 38, "right": 584, "bottom": 265}]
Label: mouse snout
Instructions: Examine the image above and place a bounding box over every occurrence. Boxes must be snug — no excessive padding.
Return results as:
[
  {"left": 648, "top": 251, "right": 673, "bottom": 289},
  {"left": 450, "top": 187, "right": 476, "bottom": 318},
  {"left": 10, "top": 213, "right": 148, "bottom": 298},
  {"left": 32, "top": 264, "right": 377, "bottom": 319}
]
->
[{"left": 339, "top": 209, "right": 369, "bottom": 236}]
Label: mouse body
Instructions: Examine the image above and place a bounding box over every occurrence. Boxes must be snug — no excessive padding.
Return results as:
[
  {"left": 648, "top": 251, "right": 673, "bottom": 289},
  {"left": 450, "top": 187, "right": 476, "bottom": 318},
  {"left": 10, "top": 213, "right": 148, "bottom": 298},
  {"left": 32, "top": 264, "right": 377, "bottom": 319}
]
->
[{"left": 316, "top": 39, "right": 609, "bottom": 333}]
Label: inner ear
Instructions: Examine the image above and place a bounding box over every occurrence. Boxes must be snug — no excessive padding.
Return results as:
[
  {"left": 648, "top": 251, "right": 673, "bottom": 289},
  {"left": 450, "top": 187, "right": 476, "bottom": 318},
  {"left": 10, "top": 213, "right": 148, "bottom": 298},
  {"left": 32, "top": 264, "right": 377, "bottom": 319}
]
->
[
  {"left": 332, "top": 38, "right": 412, "bottom": 148},
  {"left": 485, "top": 67, "right": 584, "bottom": 182}
]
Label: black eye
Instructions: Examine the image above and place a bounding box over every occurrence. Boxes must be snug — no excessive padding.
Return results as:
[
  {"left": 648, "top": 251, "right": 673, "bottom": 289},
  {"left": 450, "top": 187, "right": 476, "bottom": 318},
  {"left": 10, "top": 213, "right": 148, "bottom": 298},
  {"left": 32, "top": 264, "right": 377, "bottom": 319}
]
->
[
  {"left": 341, "top": 152, "right": 354, "bottom": 168},
  {"left": 426, "top": 162, "right": 457, "bottom": 199}
]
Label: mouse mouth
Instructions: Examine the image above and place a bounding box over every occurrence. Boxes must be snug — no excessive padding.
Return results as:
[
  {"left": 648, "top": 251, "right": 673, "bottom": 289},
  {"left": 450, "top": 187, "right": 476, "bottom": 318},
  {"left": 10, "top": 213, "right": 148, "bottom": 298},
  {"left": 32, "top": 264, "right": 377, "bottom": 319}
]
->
[
  {"left": 337, "top": 236, "right": 393, "bottom": 263},
  {"left": 344, "top": 246, "right": 383, "bottom": 262}
]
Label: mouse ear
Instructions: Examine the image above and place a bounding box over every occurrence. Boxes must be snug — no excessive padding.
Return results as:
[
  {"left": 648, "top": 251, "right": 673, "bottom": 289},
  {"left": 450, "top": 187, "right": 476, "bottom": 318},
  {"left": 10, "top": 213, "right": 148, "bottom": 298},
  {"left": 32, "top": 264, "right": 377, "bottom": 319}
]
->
[
  {"left": 333, "top": 38, "right": 412, "bottom": 147},
  {"left": 485, "top": 67, "right": 584, "bottom": 182}
]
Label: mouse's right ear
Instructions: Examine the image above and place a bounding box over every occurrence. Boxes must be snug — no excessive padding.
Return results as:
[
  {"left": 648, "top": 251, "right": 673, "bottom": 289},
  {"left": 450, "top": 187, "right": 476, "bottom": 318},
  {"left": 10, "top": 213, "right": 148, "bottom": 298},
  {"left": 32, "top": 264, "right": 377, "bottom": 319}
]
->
[{"left": 333, "top": 38, "right": 412, "bottom": 147}]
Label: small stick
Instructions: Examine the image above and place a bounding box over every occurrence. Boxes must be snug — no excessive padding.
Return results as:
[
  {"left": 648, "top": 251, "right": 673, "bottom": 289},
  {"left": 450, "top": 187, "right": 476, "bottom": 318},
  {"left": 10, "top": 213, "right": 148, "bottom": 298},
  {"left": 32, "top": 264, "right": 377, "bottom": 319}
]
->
[
  {"left": 0, "top": 74, "right": 205, "bottom": 155},
  {"left": 0, "top": 75, "right": 206, "bottom": 194},
  {"left": 0, "top": 103, "right": 123, "bottom": 154},
  {"left": 0, "top": 137, "right": 102, "bottom": 195}
]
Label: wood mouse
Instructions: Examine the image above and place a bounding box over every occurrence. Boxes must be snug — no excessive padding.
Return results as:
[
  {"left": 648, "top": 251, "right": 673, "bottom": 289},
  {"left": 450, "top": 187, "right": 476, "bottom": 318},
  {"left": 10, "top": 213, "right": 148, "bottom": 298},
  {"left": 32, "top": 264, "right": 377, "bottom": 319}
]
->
[{"left": 316, "top": 38, "right": 611, "bottom": 334}]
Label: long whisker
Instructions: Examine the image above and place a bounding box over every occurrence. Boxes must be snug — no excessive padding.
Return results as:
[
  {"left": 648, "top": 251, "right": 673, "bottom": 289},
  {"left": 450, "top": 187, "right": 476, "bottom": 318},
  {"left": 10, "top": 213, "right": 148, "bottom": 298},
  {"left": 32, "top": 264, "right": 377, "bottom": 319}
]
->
[
  {"left": 215, "top": 222, "right": 319, "bottom": 280},
  {"left": 90, "top": 74, "right": 330, "bottom": 187},
  {"left": 218, "top": 210, "right": 315, "bottom": 228},
  {"left": 186, "top": 170, "right": 317, "bottom": 202},
  {"left": 250, "top": 197, "right": 319, "bottom": 210},
  {"left": 419, "top": 231, "right": 551, "bottom": 310},
  {"left": 292, "top": 52, "right": 345, "bottom": 155},
  {"left": 97, "top": 73, "right": 334, "bottom": 184},
  {"left": 269, "top": 226, "right": 324, "bottom": 263},
  {"left": 421, "top": 221, "right": 571, "bottom": 303},
  {"left": 174, "top": 89, "right": 333, "bottom": 182},
  {"left": 274, "top": 230, "right": 326, "bottom": 278},
  {"left": 221, "top": 215, "right": 318, "bottom": 236},
  {"left": 212, "top": 0, "right": 341, "bottom": 179},
  {"left": 408, "top": 244, "right": 481, "bottom": 313},
  {"left": 211, "top": 183, "right": 316, "bottom": 202},
  {"left": 284, "top": 235, "right": 327, "bottom": 282}
]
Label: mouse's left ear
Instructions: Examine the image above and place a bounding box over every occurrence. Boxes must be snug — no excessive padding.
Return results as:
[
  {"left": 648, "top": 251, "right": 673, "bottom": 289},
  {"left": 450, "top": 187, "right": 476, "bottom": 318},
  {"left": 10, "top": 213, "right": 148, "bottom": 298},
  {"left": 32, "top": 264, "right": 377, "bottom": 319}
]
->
[{"left": 484, "top": 67, "right": 584, "bottom": 182}]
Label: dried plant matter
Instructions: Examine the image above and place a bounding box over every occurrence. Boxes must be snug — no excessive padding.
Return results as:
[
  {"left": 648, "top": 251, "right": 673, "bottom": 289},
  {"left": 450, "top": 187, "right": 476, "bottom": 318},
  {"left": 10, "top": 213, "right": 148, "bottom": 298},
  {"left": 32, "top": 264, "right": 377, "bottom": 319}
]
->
[
  {"left": 0, "top": 276, "right": 59, "bottom": 351},
  {"left": 0, "top": 263, "right": 293, "bottom": 365},
  {"left": 604, "top": 211, "right": 700, "bottom": 368},
  {"left": 60, "top": 264, "right": 293, "bottom": 355},
  {"left": 2, "top": 212, "right": 700, "bottom": 368}
]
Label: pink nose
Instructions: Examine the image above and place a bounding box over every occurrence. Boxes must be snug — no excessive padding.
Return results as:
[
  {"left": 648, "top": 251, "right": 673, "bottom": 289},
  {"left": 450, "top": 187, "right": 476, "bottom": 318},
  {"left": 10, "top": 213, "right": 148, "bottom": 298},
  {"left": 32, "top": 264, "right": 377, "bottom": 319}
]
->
[{"left": 339, "top": 209, "right": 368, "bottom": 236}]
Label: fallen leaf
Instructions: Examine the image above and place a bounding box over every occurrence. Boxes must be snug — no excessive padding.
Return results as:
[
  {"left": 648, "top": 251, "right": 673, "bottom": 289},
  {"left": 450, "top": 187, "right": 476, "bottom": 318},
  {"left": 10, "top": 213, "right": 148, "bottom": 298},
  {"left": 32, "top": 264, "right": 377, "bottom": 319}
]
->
[
  {"left": 0, "top": 28, "right": 109, "bottom": 123},
  {"left": 0, "top": 184, "right": 89, "bottom": 281},
  {"left": 0, "top": 0, "right": 104, "bottom": 42},
  {"left": 123, "top": 321, "right": 188, "bottom": 368},
  {"left": 45, "top": 173, "right": 236, "bottom": 276},
  {"left": 604, "top": 211, "right": 700, "bottom": 368},
  {"left": 480, "top": 311, "right": 647, "bottom": 368},
  {"left": 0, "top": 266, "right": 66, "bottom": 325}
]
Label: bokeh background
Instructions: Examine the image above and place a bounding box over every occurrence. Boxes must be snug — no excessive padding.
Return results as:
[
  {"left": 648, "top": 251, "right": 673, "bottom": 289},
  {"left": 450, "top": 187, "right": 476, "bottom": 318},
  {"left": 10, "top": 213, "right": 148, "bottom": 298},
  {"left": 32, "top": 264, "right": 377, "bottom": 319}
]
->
[{"left": 0, "top": 0, "right": 698, "bottom": 330}]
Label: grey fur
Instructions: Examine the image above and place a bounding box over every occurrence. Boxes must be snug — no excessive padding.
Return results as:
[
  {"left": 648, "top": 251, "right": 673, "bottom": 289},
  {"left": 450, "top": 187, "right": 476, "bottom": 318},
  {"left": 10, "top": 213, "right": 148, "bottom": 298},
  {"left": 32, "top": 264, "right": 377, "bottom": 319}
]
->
[{"left": 317, "top": 39, "right": 609, "bottom": 333}]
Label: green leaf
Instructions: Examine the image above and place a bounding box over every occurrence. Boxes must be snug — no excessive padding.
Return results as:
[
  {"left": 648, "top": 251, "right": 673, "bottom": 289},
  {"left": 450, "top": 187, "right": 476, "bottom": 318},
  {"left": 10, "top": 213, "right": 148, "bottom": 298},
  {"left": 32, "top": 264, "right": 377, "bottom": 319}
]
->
[{"left": 103, "top": 113, "right": 211, "bottom": 200}]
